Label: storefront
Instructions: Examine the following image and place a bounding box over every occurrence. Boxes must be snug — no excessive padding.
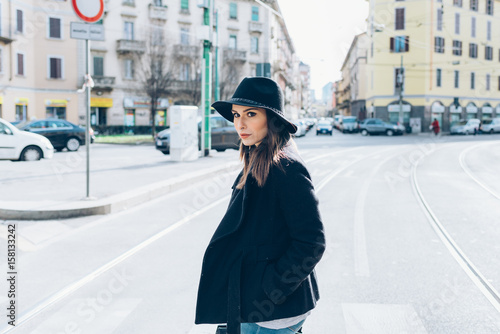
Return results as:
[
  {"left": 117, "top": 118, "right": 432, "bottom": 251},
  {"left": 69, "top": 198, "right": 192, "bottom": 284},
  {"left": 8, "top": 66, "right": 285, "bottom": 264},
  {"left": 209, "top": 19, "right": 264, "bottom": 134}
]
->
[
  {"left": 449, "top": 104, "right": 462, "bottom": 125},
  {"left": 90, "top": 98, "right": 113, "bottom": 126},
  {"left": 45, "top": 99, "right": 67, "bottom": 119},
  {"left": 387, "top": 103, "right": 410, "bottom": 124},
  {"left": 15, "top": 98, "right": 29, "bottom": 121},
  {"left": 430, "top": 102, "right": 444, "bottom": 129},
  {"left": 123, "top": 97, "right": 169, "bottom": 126},
  {"left": 466, "top": 102, "right": 478, "bottom": 120},
  {"left": 481, "top": 104, "right": 493, "bottom": 120}
]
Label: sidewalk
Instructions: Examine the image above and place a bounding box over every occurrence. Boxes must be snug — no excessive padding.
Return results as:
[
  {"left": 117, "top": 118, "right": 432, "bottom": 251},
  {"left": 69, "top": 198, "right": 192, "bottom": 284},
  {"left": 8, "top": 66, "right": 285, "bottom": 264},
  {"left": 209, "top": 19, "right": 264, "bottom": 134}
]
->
[{"left": 0, "top": 145, "right": 242, "bottom": 220}]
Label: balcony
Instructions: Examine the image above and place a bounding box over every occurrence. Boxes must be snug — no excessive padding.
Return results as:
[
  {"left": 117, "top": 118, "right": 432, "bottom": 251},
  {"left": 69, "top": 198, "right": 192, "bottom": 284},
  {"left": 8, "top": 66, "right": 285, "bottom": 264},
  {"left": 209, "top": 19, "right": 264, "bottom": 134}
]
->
[
  {"left": 223, "top": 48, "right": 247, "bottom": 63},
  {"left": 0, "top": 35, "right": 14, "bottom": 44},
  {"left": 116, "top": 39, "right": 146, "bottom": 54},
  {"left": 170, "top": 80, "right": 201, "bottom": 93},
  {"left": 173, "top": 44, "right": 200, "bottom": 58},
  {"left": 92, "top": 76, "right": 116, "bottom": 91},
  {"left": 149, "top": 4, "right": 167, "bottom": 21},
  {"left": 248, "top": 21, "right": 264, "bottom": 33}
]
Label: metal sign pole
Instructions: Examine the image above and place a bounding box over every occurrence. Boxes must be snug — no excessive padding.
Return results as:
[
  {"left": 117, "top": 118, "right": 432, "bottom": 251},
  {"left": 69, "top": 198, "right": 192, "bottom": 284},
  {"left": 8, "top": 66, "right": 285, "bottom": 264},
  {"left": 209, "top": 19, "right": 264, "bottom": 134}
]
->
[{"left": 85, "top": 38, "right": 91, "bottom": 199}]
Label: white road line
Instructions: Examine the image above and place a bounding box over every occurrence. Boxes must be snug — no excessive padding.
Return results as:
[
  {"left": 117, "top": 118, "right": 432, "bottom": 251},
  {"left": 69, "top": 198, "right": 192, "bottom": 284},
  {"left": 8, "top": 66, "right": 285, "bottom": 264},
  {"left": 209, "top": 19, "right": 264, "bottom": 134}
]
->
[
  {"left": 459, "top": 142, "right": 500, "bottom": 201},
  {"left": 412, "top": 153, "right": 500, "bottom": 314}
]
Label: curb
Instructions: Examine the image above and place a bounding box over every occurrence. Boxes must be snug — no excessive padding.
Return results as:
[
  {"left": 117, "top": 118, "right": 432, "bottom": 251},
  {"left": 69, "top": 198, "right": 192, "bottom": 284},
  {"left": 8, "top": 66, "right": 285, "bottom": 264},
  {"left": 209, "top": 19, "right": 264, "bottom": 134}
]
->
[{"left": 0, "top": 161, "right": 241, "bottom": 221}]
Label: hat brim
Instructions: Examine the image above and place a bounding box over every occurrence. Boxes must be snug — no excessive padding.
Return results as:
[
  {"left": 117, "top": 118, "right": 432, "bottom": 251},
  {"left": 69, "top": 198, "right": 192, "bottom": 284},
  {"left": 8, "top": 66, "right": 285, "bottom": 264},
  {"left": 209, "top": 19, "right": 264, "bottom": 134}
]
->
[{"left": 212, "top": 100, "right": 298, "bottom": 134}]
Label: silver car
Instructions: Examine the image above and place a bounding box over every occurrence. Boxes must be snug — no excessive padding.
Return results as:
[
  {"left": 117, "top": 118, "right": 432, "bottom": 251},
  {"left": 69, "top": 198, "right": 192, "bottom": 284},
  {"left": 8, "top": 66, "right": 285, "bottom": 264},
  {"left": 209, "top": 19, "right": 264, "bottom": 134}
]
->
[
  {"left": 450, "top": 119, "right": 480, "bottom": 135},
  {"left": 480, "top": 118, "right": 500, "bottom": 134}
]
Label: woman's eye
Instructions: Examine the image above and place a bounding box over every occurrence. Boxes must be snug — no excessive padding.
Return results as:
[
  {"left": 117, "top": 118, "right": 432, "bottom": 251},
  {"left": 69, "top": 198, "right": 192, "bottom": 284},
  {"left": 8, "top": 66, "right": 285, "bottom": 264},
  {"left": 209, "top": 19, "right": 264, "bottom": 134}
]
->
[
  {"left": 232, "top": 113, "right": 240, "bottom": 118},
  {"left": 247, "top": 112, "right": 256, "bottom": 117}
]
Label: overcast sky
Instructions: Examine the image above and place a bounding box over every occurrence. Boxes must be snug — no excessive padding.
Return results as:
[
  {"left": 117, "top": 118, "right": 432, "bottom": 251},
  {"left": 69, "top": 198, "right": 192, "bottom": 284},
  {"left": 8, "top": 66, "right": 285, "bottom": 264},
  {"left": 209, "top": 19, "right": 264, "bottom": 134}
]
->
[{"left": 279, "top": 0, "right": 370, "bottom": 97}]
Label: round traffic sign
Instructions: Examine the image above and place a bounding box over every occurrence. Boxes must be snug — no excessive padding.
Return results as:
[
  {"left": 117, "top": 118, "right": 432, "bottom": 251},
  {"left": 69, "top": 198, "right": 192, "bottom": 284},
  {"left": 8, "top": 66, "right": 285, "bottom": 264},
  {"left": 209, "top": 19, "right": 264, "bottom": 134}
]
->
[{"left": 71, "top": 0, "right": 104, "bottom": 23}]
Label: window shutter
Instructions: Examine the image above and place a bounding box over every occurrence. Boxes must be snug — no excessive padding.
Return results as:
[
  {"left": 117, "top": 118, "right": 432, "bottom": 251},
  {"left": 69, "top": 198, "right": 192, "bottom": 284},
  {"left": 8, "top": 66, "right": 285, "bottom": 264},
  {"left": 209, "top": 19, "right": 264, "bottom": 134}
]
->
[
  {"left": 17, "top": 10, "right": 23, "bottom": 33},
  {"left": 390, "top": 37, "right": 394, "bottom": 52},
  {"left": 405, "top": 36, "right": 409, "bottom": 52},
  {"left": 17, "top": 54, "right": 23, "bottom": 75},
  {"left": 50, "top": 18, "right": 61, "bottom": 38},
  {"left": 395, "top": 8, "right": 405, "bottom": 30}
]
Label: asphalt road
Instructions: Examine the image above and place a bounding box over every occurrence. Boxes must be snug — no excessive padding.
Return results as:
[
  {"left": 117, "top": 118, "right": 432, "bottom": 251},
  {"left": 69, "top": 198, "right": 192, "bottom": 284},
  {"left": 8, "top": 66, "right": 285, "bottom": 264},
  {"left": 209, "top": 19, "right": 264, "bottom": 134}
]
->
[{"left": 1, "top": 129, "right": 500, "bottom": 333}]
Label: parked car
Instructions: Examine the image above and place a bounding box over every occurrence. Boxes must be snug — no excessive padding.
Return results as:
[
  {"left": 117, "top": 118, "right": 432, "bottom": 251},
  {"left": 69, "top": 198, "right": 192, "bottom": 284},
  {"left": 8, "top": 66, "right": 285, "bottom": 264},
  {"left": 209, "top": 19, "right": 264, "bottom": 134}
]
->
[
  {"left": 0, "top": 118, "right": 54, "bottom": 161},
  {"left": 15, "top": 118, "right": 94, "bottom": 151},
  {"left": 155, "top": 115, "right": 239, "bottom": 155},
  {"left": 339, "top": 116, "right": 359, "bottom": 133},
  {"left": 450, "top": 119, "right": 480, "bottom": 135},
  {"left": 302, "top": 118, "right": 315, "bottom": 131},
  {"left": 359, "top": 118, "right": 404, "bottom": 136},
  {"left": 333, "top": 115, "right": 343, "bottom": 129},
  {"left": 480, "top": 118, "right": 500, "bottom": 134},
  {"left": 292, "top": 120, "right": 307, "bottom": 137},
  {"left": 316, "top": 120, "right": 333, "bottom": 135}
]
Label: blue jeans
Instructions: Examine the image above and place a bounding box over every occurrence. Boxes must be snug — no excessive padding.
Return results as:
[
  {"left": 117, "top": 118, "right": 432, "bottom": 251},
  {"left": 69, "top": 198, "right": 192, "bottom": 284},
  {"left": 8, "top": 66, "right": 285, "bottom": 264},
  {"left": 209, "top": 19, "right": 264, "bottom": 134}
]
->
[{"left": 240, "top": 320, "right": 304, "bottom": 334}]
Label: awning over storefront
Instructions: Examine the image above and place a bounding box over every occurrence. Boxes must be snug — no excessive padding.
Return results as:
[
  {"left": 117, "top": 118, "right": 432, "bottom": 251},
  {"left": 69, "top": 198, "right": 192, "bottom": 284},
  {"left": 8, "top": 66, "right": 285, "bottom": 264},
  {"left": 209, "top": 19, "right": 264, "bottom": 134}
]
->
[
  {"left": 15, "top": 98, "right": 29, "bottom": 106},
  {"left": 91, "top": 98, "right": 113, "bottom": 108},
  {"left": 45, "top": 99, "right": 68, "bottom": 107},
  {"left": 123, "top": 97, "right": 169, "bottom": 109}
]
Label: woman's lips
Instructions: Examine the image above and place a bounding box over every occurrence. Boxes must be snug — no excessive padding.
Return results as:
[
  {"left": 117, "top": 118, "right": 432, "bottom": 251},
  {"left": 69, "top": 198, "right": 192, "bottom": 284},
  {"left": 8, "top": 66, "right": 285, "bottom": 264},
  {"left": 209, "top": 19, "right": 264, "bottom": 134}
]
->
[{"left": 240, "top": 134, "right": 250, "bottom": 138}]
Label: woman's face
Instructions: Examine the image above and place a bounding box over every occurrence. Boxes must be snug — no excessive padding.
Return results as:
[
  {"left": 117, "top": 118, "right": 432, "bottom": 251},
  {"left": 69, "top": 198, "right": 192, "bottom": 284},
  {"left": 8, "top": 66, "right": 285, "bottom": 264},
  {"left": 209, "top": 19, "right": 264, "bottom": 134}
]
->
[{"left": 231, "top": 104, "right": 268, "bottom": 147}]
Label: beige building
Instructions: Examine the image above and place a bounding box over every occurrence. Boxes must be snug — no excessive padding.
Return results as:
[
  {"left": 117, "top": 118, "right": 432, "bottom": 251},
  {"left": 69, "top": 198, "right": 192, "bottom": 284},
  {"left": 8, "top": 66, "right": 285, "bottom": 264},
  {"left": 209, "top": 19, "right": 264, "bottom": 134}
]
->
[
  {"left": 0, "top": 0, "right": 307, "bottom": 130},
  {"left": 0, "top": 0, "right": 81, "bottom": 123},
  {"left": 367, "top": 0, "right": 500, "bottom": 131}
]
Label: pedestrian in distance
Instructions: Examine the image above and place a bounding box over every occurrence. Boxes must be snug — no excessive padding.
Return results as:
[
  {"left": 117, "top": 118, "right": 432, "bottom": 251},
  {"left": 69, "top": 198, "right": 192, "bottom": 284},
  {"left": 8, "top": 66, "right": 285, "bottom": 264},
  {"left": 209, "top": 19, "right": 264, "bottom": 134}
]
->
[
  {"left": 195, "top": 77, "right": 326, "bottom": 334},
  {"left": 431, "top": 118, "right": 440, "bottom": 136}
]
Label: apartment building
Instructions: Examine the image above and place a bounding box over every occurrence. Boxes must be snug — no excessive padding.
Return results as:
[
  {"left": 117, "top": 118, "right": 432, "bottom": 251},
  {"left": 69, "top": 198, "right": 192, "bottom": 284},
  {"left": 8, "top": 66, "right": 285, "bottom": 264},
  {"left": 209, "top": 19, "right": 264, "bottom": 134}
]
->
[
  {"left": 0, "top": 0, "right": 81, "bottom": 123},
  {"left": 366, "top": 0, "right": 500, "bottom": 132}
]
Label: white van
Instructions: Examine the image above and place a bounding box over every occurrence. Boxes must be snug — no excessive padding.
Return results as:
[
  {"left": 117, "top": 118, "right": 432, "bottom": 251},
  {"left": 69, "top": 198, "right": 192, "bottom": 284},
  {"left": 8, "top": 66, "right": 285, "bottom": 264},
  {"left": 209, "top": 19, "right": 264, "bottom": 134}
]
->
[{"left": 0, "top": 118, "right": 54, "bottom": 161}]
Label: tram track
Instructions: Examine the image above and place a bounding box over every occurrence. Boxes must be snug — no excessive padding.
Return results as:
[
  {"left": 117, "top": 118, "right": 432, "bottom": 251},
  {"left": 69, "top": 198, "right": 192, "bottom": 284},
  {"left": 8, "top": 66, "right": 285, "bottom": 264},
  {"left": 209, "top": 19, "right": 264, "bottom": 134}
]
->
[{"left": 411, "top": 144, "right": 500, "bottom": 315}]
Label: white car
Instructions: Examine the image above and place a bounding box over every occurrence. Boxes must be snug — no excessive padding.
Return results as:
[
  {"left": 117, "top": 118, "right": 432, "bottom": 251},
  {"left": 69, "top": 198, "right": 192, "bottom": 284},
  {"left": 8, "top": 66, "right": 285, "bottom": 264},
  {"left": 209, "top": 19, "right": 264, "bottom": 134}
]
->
[
  {"left": 450, "top": 118, "right": 480, "bottom": 135},
  {"left": 292, "top": 120, "right": 307, "bottom": 137},
  {"left": 481, "top": 118, "right": 500, "bottom": 134},
  {"left": 0, "top": 118, "right": 54, "bottom": 161}
]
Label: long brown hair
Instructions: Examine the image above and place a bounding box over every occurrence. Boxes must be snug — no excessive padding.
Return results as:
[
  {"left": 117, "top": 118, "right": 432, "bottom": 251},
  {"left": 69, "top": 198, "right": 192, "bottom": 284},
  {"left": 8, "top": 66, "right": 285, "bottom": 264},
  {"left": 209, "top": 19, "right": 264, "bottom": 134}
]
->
[{"left": 236, "top": 111, "right": 293, "bottom": 189}]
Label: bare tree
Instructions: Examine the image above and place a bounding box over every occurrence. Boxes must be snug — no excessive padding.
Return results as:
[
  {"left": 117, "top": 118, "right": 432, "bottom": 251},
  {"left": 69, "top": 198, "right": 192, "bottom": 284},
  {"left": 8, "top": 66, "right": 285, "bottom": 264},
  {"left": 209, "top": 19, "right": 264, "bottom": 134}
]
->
[
  {"left": 136, "top": 28, "right": 174, "bottom": 138},
  {"left": 219, "top": 61, "right": 244, "bottom": 101}
]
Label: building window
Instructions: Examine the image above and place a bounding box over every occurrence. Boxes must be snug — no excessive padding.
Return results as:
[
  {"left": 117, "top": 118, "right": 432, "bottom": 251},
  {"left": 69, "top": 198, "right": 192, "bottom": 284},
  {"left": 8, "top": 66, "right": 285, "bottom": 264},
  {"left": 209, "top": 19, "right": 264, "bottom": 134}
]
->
[
  {"left": 453, "top": 0, "right": 462, "bottom": 7},
  {"left": 180, "top": 27, "right": 189, "bottom": 45},
  {"left": 394, "top": 67, "right": 405, "bottom": 94},
  {"left": 93, "top": 56, "right": 104, "bottom": 76},
  {"left": 17, "top": 53, "right": 24, "bottom": 76},
  {"left": 229, "top": 3, "right": 237, "bottom": 19},
  {"left": 471, "top": 72, "right": 475, "bottom": 89},
  {"left": 487, "top": 21, "right": 491, "bottom": 41},
  {"left": 181, "top": 0, "right": 189, "bottom": 11},
  {"left": 486, "top": 0, "right": 494, "bottom": 15},
  {"left": 153, "top": 0, "right": 163, "bottom": 5},
  {"left": 49, "top": 57, "right": 63, "bottom": 79},
  {"left": 124, "top": 59, "right": 134, "bottom": 79},
  {"left": 16, "top": 9, "right": 23, "bottom": 33},
  {"left": 180, "top": 63, "right": 190, "bottom": 81},
  {"left": 48, "top": 17, "right": 62, "bottom": 39},
  {"left": 469, "top": 43, "right": 478, "bottom": 58},
  {"left": 229, "top": 35, "right": 237, "bottom": 49},
  {"left": 435, "top": 37, "right": 445, "bottom": 53},
  {"left": 437, "top": 8, "right": 443, "bottom": 31},
  {"left": 485, "top": 46, "right": 493, "bottom": 60},
  {"left": 486, "top": 74, "right": 491, "bottom": 90},
  {"left": 0, "top": 48, "right": 3, "bottom": 74},
  {"left": 452, "top": 40, "right": 462, "bottom": 56},
  {"left": 455, "top": 13, "right": 460, "bottom": 34},
  {"left": 251, "top": 36, "right": 259, "bottom": 53},
  {"left": 454, "top": 70, "right": 459, "bottom": 88},
  {"left": 124, "top": 22, "right": 134, "bottom": 40},
  {"left": 437, "top": 69, "right": 442, "bottom": 87},
  {"left": 470, "top": 0, "right": 478, "bottom": 11},
  {"left": 390, "top": 36, "right": 409, "bottom": 53},
  {"left": 251, "top": 6, "right": 259, "bottom": 21},
  {"left": 395, "top": 8, "right": 405, "bottom": 30},
  {"left": 471, "top": 17, "right": 476, "bottom": 37}
]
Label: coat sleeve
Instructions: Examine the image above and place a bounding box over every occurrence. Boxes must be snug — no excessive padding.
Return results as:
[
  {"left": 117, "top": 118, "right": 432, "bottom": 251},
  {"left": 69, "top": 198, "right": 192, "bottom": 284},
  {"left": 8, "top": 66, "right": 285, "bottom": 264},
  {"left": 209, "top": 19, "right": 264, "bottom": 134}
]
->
[{"left": 261, "top": 160, "right": 326, "bottom": 304}]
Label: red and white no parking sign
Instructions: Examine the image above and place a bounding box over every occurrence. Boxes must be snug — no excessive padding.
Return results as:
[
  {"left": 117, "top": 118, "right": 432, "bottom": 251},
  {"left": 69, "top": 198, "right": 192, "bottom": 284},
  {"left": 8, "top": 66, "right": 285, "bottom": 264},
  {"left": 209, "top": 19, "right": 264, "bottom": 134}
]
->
[{"left": 71, "top": 0, "right": 104, "bottom": 23}]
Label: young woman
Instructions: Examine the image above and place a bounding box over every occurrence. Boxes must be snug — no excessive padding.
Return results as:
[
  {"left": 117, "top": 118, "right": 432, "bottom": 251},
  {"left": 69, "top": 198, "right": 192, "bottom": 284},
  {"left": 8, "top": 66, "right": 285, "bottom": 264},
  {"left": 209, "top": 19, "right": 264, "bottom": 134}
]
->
[{"left": 195, "top": 77, "right": 325, "bottom": 334}]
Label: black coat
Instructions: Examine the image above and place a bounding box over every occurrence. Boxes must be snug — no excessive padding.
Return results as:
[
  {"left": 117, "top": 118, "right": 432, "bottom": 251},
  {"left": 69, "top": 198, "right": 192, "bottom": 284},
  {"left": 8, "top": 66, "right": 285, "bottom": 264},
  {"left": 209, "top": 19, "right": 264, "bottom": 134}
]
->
[{"left": 195, "top": 144, "right": 325, "bottom": 334}]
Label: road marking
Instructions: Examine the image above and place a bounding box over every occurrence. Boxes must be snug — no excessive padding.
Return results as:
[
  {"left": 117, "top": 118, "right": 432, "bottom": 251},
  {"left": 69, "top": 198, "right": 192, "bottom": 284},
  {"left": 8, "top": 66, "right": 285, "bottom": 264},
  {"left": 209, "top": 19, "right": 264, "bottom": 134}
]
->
[
  {"left": 342, "top": 303, "right": 428, "bottom": 334},
  {"left": 459, "top": 142, "right": 500, "bottom": 200}
]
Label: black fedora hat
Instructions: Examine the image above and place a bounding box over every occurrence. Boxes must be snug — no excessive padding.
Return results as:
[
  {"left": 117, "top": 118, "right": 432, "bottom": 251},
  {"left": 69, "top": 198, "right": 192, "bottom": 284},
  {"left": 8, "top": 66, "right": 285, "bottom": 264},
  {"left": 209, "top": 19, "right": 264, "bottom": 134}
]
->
[{"left": 212, "top": 77, "right": 297, "bottom": 134}]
